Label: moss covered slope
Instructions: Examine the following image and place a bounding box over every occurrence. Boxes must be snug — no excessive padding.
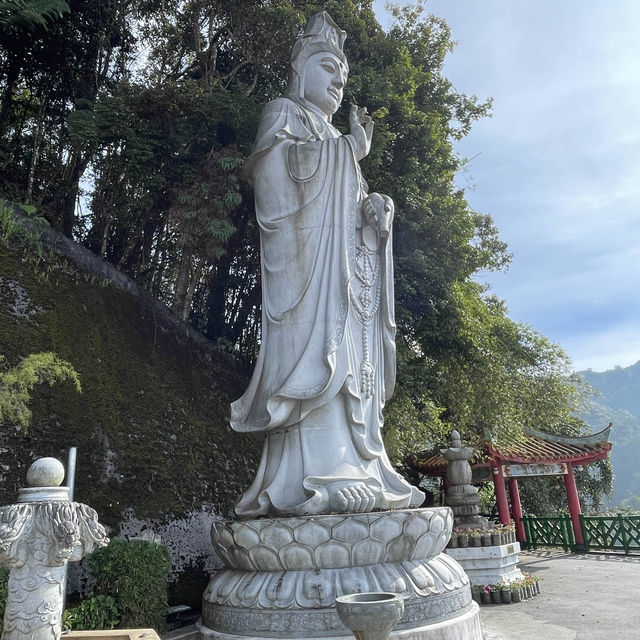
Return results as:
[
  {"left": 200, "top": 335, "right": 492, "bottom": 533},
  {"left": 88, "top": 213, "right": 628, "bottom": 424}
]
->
[{"left": 0, "top": 242, "right": 258, "bottom": 528}]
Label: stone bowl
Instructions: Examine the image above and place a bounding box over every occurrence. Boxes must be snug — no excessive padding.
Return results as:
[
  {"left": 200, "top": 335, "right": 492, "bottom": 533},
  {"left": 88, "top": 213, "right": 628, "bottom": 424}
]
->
[{"left": 335, "top": 592, "right": 405, "bottom": 640}]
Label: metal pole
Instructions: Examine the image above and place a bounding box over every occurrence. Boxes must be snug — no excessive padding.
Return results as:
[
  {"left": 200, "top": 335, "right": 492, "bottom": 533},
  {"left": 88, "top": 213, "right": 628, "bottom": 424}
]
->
[
  {"left": 67, "top": 447, "right": 77, "bottom": 501},
  {"left": 62, "top": 447, "right": 77, "bottom": 616}
]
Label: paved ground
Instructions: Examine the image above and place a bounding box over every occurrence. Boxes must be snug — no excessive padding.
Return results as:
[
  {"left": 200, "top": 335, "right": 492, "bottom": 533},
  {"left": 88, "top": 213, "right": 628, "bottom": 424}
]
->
[{"left": 480, "top": 550, "right": 640, "bottom": 639}]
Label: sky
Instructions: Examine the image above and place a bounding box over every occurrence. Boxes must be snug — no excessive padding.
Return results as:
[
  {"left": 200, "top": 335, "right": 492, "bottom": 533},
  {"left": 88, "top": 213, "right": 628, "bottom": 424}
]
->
[{"left": 373, "top": 0, "right": 640, "bottom": 372}]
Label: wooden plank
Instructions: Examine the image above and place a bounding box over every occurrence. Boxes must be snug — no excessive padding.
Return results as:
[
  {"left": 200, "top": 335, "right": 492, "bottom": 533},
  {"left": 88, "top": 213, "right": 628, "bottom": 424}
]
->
[{"left": 64, "top": 630, "right": 160, "bottom": 640}]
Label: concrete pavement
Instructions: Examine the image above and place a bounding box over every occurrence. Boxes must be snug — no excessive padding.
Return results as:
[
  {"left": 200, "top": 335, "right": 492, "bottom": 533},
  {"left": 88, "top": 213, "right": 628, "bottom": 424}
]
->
[{"left": 480, "top": 550, "right": 640, "bottom": 639}]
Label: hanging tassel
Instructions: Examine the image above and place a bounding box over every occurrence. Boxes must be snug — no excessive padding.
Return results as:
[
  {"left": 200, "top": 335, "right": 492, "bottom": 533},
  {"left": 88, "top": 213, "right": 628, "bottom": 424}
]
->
[{"left": 360, "top": 360, "right": 375, "bottom": 398}]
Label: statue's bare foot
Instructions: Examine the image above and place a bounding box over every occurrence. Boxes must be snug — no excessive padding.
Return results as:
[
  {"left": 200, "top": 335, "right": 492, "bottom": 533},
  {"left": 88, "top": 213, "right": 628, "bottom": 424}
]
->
[{"left": 329, "top": 483, "right": 376, "bottom": 513}]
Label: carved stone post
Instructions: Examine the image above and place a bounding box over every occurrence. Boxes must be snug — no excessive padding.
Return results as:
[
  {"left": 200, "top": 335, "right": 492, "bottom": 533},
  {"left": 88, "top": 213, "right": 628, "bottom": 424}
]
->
[{"left": 0, "top": 457, "right": 109, "bottom": 640}]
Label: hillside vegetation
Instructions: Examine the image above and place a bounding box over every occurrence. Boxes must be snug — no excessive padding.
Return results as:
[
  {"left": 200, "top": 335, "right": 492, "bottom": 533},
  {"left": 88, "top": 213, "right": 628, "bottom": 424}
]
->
[{"left": 0, "top": 239, "right": 257, "bottom": 528}]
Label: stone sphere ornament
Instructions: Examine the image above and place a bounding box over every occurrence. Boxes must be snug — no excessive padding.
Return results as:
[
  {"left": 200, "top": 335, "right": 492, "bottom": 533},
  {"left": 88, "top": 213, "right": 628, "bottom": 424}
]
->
[{"left": 25, "top": 457, "right": 65, "bottom": 487}]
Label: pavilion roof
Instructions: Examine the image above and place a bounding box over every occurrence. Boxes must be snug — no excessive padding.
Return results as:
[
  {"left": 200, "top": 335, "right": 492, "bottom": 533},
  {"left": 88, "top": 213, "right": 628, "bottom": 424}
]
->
[{"left": 411, "top": 424, "right": 612, "bottom": 476}]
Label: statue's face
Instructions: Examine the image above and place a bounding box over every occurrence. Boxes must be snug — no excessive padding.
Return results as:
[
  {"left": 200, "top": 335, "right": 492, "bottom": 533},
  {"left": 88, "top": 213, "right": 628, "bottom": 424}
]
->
[{"left": 302, "top": 52, "right": 347, "bottom": 115}]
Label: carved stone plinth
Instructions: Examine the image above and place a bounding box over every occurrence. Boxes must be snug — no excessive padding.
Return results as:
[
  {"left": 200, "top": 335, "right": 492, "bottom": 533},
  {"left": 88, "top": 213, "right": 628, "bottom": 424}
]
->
[
  {"left": 446, "top": 542, "right": 524, "bottom": 587},
  {"left": 201, "top": 508, "right": 483, "bottom": 640},
  {"left": 0, "top": 458, "right": 109, "bottom": 640}
]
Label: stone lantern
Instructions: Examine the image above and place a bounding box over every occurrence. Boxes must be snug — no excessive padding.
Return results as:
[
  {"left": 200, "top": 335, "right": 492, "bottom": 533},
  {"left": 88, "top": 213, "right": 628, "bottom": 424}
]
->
[
  {"left": 0, "top": 457, "right": 109, "bottom": 640},
  {"left": 440, "top": 430, "right": 486, "bottom": 529}
]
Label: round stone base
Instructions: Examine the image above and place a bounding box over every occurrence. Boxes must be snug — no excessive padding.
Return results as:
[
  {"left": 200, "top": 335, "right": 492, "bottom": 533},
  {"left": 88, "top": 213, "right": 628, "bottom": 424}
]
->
[
  {"left": 198, "top": 602, "right": 483, "bottom": 640},
  {"left": 202, "top": 509, "right": 478, "bottom": 639}
]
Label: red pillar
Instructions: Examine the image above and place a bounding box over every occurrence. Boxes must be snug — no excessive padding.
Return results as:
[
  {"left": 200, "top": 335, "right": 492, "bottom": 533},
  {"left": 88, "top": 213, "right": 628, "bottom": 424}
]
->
[
  {"left": 563, "top": 462, "right": 585, "bottom": 548},
  {"left": 492, "top": 462, "right": 510, "bottom": 525},
  {"left": 509, "top": 478, "right": 526, "bottom": 542}
]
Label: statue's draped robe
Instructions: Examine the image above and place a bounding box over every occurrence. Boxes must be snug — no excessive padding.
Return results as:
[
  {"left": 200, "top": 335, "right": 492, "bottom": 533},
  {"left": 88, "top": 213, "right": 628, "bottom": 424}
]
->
[{"left": 232, "top": 97, "right": 423, "bottom": 516}]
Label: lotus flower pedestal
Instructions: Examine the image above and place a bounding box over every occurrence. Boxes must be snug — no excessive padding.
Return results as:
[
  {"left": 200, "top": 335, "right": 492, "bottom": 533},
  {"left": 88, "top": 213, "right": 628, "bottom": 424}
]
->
[{"left": 200, "top": 507, "right": 482, "bottom": 640}]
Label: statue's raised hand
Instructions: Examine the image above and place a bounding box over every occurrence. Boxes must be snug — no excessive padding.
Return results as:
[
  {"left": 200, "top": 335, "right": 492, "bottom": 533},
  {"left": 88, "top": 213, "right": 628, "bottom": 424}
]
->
[{"left": 349, "top": 104, "right": 373, "bottom": 161}]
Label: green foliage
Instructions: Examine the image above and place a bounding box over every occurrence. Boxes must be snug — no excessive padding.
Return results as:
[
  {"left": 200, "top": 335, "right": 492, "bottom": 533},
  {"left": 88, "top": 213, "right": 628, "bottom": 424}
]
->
[
  {"left": 63, "top": 595, "right": 120, "bottom": 631},
  {"left": 0, "top": 0, "right": 69, "bottom": 30},
  {"left": 0, "top": 200, "right": 47, "bottom": 255},
  {"left": 0, "top": 351, "right": 80, "bottom": 432},
  {"left": 87, "top": 540, "right": 170, "bottom": 632},
  {"left": 0, "top": 566, "right": 8, "bottom": 622}
]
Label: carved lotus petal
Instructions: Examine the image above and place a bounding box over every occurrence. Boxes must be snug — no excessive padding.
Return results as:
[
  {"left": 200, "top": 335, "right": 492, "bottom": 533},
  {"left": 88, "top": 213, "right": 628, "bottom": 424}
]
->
[
  {"left": 236, "top": 570, "right": 267, "bottom": 607},
  {"left": 315, "top": 540, "right": 349, "bottom": 568},
  {"left": 411, "top": 531, "right": 440, "bottom": 560},
  {"left": 404, "top": 513, "right": 428, "bottom": 540},
  {"left": 300, "top": 571, "right": 335, "bottom": 607},
  {"left": 263, "top": 570, "right": 297, "bottom": 607},
  {"left": 248, "top": 545, "right": 282, "bottom": 571},
  {"left": 234, "top": 524, "right": 260, "bottom": 550},
  {"left": 429, "top": 557, "right": 455, "bottom": 588},
  {"left": 213, "top": 545, "right": 232, "bottom": 568},
  {"left": 338, "top": 565, "right": 372, "bottom": 596},
  {"left": 438, "top": 554, "right": 467, "bottom": 587},
  {"left": 429, "top": 513, "right": 445, "bottom": 535},
  {"left": 215, "top": 571, "right": 238, "bottom": 599},
  {"left": 332, "top": 518, "right": 368, "bottom": 544},
  {"left": 403, "top": 560, "right": 438, "bottom": 594},
  {"left": 294, "top": 520, "right": 331, "bottom": 546},
  {"left": 260, "top": 523, "right": 294, "bottom": 548},
  {"left": 213, "top": 524, "right": 235, "bottom": 552},
  {"left": 384, "top": 535, "right": 414, "bottom": 563},
  {"left": 228, "top": 545, "right": 253, "bottom": 570},
  {"left": 370, "top": 513, "right": 402, "bottom": 541},
  {"left": 352, "top": 538, "right": 385, "bottom": 566},
  {"left": 279, "top": 541, "right": 315, "bottom": 570}
]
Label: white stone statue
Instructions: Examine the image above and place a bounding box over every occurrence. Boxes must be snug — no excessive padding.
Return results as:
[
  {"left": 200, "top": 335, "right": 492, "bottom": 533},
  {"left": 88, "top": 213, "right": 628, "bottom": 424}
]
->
[{"left": 231, "top": 12, "right": 424, "bottom": 517}]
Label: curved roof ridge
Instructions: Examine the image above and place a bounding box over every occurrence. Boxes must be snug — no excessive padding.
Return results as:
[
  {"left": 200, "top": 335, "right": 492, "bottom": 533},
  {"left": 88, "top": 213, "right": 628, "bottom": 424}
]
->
[{"left": 522, "top": 424, "right": 611, "bottom": 446}]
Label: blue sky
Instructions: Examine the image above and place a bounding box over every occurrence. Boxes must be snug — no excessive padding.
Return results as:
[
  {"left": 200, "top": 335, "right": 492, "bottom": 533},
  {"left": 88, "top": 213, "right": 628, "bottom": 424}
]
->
[{"left": 374, "top": 1, "right": 640, "bottom": 372}]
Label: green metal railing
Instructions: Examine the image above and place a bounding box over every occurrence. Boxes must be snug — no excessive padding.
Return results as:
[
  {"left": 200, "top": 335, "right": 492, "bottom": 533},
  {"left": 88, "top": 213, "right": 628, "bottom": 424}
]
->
[
  {"left": 522, "top": 514, "right": 640, "bottom": 554},
  {"left": 522, "top": 514, "right": 574, "bottom": 551},
  {"left": 581, "top": 514, "right": 640, "bottom": 554}
]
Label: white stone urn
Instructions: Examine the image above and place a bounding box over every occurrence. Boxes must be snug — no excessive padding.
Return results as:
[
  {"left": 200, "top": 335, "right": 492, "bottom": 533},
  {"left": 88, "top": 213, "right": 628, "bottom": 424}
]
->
[
  {"left": 0, "top": 457, "right": 109, "bottom": 640},
  {"left": 335, "top": 592, "right": 405, "bottom": 640}
]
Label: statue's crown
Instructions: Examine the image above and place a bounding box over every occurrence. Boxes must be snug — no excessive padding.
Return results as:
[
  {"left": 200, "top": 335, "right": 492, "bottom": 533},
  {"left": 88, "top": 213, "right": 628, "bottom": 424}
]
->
[
  {"left": 302, "top": 11, "right": 346, "bottom": 51},
  {"left": 290, "top": 11, "right": 347, "bottom": 68}
]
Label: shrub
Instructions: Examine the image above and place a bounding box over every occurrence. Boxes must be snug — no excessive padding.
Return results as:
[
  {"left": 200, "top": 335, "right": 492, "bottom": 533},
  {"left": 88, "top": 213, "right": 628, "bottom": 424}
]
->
[
  {"left": 63, "top": 595, "right": 120, "bottom": 630},
  {"left": 0, "top": 566, "right": 9, "bottom": 621},
  {"left": 87, "top": 539, "right": 171, "bottom": 631}
]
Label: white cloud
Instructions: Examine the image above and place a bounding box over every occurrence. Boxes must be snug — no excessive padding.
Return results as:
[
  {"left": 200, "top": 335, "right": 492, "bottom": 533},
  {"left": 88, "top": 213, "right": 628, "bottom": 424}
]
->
[
  {"left": 566, "top": 323, "right": 640, "bottom": 373},
  {"left": 375, "top": 1, "right": 640, "bottom": 372}
]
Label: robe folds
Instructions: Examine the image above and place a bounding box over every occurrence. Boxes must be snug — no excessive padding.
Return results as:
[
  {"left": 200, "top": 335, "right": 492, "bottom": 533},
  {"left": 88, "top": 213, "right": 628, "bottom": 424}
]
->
[{"left": 231, "top": 97, "right": 423, "bottom": 516}]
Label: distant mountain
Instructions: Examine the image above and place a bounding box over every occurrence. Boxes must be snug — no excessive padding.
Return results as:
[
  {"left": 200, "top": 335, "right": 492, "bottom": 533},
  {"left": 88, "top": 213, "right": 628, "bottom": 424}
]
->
[
  {"left": 579, "top": 361, "right": 640, "bottom": 507},
  {"left": 582, "top": 361, "right": 640, "bottom": 416}
]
